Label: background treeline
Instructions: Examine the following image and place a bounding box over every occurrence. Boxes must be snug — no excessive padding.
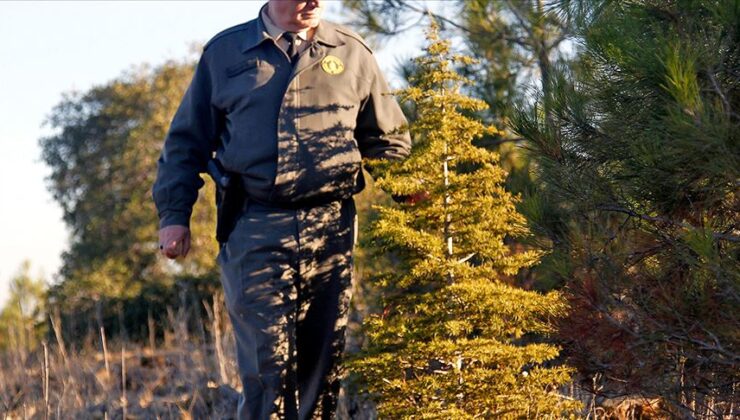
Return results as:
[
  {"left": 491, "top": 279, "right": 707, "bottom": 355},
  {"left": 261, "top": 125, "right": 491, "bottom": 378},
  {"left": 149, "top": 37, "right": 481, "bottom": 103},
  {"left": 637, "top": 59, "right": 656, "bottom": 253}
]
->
[{"left": 1, "top": 0, "right": 737, "bottom": 418}]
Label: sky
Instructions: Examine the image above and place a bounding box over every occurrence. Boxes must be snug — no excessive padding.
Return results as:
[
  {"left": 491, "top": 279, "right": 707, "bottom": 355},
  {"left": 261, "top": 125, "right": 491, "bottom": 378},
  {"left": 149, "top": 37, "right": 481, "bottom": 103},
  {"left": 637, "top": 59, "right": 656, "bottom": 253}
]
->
[{"left": 0, "top": 1, "right": 441, "bottom": 308}]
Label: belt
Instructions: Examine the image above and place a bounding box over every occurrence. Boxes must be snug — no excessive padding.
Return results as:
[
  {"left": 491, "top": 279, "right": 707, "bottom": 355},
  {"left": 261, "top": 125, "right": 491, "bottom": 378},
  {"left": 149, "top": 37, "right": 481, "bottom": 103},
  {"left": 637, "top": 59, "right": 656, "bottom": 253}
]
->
[
  {"left": 237, "top": 174, "right": 352, "bottom": 211},
  {"left": 247, "top": 195, "right": 350, "bottom": 211}
]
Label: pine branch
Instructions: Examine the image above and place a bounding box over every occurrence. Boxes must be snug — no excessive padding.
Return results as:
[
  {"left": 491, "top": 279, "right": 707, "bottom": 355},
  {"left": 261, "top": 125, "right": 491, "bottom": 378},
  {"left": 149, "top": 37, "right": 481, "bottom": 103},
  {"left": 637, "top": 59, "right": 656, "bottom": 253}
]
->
[{"left": 596, "top": 205, "right": 740, "bottom": 243}]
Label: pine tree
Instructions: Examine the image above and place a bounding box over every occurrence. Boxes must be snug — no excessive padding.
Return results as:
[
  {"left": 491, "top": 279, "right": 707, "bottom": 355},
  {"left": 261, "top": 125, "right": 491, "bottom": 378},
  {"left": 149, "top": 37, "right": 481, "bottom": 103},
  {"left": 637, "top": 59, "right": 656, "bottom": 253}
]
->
[
  {"left": 341, "top": 0, "right": 577, "bottom": 291},
  {"left": 513, "top": 0, "right": 739, "bottom": 416},
  {"left": 347, "top": 22, "right": 579, "bottom": 419}
]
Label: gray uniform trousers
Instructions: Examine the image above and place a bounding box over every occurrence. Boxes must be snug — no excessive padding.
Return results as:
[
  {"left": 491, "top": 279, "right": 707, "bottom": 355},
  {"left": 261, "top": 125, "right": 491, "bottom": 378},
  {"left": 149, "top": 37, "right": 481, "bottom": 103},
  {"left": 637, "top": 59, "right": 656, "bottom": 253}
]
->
[{"left": 218, "top": 196, "right": 357, "bottom": 420}]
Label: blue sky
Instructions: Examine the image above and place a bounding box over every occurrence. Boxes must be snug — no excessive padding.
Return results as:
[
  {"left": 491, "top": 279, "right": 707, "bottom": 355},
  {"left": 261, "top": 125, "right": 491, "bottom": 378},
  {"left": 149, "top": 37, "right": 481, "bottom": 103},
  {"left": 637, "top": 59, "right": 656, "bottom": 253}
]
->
[{"left": 0, "top": 1, "right": 439, "bottom": 307}]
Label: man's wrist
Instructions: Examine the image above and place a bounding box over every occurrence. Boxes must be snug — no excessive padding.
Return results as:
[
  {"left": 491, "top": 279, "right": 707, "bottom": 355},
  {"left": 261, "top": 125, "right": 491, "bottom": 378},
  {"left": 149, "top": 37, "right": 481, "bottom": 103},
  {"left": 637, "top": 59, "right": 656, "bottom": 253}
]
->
[{"left": 159, "top": 210, "right": 191, "bottom": 229}]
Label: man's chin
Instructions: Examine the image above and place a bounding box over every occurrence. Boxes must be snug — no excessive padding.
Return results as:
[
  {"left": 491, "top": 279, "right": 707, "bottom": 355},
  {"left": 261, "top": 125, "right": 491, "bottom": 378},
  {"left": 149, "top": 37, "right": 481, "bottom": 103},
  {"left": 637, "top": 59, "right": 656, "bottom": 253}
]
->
[{"left": 299, "top": 17, "right": 321, "bottom": 27}]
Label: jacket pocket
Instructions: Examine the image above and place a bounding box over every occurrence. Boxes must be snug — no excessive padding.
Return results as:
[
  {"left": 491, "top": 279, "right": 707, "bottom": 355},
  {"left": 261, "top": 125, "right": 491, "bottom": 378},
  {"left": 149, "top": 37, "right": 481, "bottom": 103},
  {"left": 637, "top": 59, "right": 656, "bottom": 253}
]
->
[{"left": 226, "top": 58, "right": 259, "bottom": 78}]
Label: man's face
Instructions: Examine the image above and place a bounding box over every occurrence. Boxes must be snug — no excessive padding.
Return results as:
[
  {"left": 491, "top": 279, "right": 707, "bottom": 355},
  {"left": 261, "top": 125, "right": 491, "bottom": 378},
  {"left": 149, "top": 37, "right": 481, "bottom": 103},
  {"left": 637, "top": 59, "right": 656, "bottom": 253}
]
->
[{"left": 268, "top": 0, "right": 323, "bottom": 31}]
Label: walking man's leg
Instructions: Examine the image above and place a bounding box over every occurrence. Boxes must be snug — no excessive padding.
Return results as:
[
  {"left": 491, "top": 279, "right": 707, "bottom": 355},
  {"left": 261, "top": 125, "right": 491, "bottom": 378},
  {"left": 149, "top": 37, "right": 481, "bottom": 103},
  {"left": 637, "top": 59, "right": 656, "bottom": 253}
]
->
[
  {"left": 218, "top": 198, "right": 356, "bottom": 419},
  {"left": 295, "top": 199, "right": 357, "bottom": 419},
  {"left": 218, "top": 203, "right": 301, "bottom": 419}
]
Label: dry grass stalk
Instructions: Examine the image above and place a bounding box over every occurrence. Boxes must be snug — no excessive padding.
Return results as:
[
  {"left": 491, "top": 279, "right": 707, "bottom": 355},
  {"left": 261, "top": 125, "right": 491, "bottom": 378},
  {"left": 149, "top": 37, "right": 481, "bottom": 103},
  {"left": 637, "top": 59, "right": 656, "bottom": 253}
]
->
[
  {"left": 42, "top": 340, "right": 50, "bottom": 420},
  {"left": 148, "top": 311, "right": 156, "bottom": 354},
  {"left": 100, "top": 326, "right": 110, "bottom": 381},
  {"left": 212, "top": 292, "right": 228, "bottom": 385},
  {"left": 49, "top": 307, "right": 69, "bottom": 369},
  {"left": 57, "top": 374, "right": 67, "bottom": 418},
  {"left": 121, "top": 344, "right": 127, "bottom": 420}
]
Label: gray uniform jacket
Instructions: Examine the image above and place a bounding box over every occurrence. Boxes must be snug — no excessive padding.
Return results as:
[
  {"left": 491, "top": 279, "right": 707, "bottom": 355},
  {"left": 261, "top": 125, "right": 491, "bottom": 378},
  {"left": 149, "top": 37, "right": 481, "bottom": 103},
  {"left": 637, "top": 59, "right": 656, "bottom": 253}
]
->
[{"left": 152, "top": 16, "right": 411, "bottom": 228}]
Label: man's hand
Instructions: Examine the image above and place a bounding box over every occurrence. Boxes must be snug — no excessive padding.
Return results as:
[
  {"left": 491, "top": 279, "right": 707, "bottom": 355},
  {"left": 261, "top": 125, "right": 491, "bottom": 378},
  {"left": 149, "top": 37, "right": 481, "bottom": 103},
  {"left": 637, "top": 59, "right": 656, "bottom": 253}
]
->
[
  {"left": 392, "top": 191, "right": 431, "bottom": 206},
  {"left": 404, "top": 191, "right": 430, "bottom": 205},
  {"left": 159, "top": 225, "right": 191, "bottom": 259}
]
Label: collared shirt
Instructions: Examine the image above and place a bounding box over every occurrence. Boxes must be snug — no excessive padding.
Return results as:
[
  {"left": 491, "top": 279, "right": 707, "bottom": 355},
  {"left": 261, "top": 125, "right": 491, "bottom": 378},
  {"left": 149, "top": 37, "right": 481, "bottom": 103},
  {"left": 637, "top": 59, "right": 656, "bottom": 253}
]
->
[{"left": 260, "top": 6, "right": 313, "bottom": 58}]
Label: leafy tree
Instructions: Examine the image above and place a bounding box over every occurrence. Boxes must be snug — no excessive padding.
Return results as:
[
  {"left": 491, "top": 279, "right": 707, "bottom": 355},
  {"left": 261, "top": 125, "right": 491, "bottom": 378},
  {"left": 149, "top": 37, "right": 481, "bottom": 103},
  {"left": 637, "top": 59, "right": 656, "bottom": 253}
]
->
[
  {"left": 513, "top": 0, "right": 739, "bottom": 416},
  {"left": 347, "top": 23, "right": 579, "bottom": 418},
  {"left": 0, "top": 261, "right": 47, "bottom": 351},
  {"left": 40, "top": 59, "right": 219, "bottom": 328}
]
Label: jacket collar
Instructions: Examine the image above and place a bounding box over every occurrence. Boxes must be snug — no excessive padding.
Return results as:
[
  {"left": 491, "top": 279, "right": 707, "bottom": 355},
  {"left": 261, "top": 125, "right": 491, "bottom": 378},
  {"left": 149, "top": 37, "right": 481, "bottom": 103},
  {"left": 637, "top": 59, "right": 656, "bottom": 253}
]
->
[
  {"left": 240, "top": 6, "right": 273, "bottom": 53},
  {"left": 241, "top": 6, "right": 344, "bottom": 53},
  {"left": 312, "top": 21, "right": 345, "bottom": 48}
]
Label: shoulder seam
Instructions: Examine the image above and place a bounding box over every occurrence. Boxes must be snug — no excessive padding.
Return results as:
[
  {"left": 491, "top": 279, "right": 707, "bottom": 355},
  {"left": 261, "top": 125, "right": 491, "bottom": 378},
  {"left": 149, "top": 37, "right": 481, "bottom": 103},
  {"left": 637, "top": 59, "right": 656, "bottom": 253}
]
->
[
  {"left": 204, "top": 21, "right": 251, "bottom": 51},
  {"left": 334, "top": 25, "right": 373, "bottom": 54}
]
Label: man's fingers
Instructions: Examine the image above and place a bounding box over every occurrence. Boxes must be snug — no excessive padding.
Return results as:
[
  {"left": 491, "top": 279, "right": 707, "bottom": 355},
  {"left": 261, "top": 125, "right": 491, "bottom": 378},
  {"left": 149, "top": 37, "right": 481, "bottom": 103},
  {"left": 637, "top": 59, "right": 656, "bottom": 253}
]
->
[
  {"left": 165, "top": 244, "right": 179, "bottom": 258},
  {"left": 163, "top": 239, "right": 181, "bottom": 259},
  {"left": 165, "top": 240, "right": 178, "bottom": 252},
  {"left": 182, "top": 234, "right": 191, "bottom": 257}
]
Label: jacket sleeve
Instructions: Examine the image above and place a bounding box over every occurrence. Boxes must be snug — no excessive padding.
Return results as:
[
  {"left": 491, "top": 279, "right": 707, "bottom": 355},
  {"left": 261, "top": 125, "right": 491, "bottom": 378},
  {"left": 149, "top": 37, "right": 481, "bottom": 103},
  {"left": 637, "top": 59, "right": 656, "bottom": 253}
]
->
[
  {"left": 152, "top": 51, "right": 221, "bottom": 228},
  {"left": 354, "top": 54, "right": 412, "bottom": 162}
]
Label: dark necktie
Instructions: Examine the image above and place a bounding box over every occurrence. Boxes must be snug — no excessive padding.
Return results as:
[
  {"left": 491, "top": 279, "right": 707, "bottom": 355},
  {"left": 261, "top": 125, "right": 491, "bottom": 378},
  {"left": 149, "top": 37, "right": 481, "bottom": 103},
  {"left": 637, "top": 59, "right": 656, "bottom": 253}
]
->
[{"left": 283, "top": 32, "right": 300, "bottom": 65}]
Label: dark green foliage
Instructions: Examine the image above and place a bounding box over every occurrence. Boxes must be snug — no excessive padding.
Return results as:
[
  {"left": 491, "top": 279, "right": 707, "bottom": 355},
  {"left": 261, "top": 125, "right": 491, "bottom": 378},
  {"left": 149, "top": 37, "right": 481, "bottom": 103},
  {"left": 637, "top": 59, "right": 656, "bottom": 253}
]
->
[
  {"left": 513, "top": 0, "right": 739, "bottom": 416},
  {"left": 55, "top": 275, "right": 221, "bottom": 345}
]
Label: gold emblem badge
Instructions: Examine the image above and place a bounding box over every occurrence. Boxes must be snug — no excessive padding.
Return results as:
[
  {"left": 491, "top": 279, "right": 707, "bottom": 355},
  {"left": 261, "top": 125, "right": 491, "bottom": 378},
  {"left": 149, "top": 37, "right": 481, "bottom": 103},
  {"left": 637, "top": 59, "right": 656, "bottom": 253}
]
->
[{"left": 321, "top": 55, "right": 344, "bottom": 75}]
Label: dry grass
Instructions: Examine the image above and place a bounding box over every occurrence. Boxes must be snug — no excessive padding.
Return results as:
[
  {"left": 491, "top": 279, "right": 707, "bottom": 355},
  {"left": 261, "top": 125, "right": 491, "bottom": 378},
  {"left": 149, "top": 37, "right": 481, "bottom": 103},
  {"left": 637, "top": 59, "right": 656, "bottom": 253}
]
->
[
  {"left": 2, "top": 284, "right": 728, "bottom": 419},
  {"left": 0, "top": 294, "right": 241, "bottom": 419}
]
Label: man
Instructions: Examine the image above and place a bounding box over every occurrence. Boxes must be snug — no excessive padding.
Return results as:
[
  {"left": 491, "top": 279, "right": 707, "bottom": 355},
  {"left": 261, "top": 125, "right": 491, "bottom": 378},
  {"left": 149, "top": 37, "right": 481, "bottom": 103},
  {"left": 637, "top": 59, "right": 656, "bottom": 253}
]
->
[{"left": 152, "top": 0, "right": 411, "bottom": 418}]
